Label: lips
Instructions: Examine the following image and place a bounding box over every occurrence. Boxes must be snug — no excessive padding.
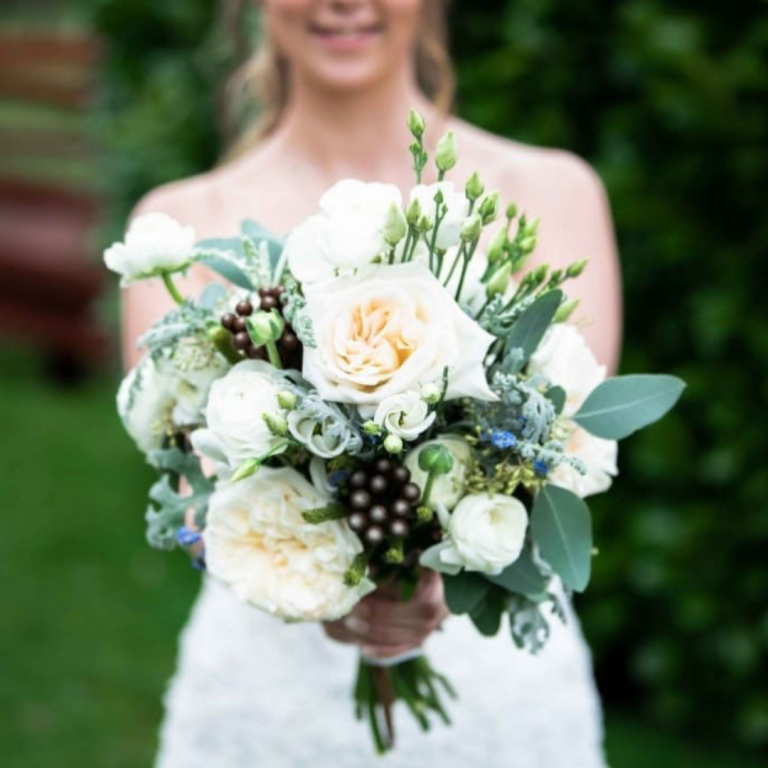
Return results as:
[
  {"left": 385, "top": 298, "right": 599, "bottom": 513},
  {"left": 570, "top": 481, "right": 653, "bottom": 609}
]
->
[{"left": 308, "top": 20, "right": 384, "bottom": 49}]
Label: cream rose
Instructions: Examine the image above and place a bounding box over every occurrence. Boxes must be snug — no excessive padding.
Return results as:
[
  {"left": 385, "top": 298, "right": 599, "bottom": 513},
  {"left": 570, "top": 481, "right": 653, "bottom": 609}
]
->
[
  {"left": 373, "top": 391, "right": 435, "bottom": 440},
  {"left": 191, "top": 360, "right": 286, "bottom": 468},
  {"left": 285, "top": 179, "right": 402, "bottom": 283},
  {"left": 302, "top": 263, "right": 497, "bottom": 406},
  {"left": 204, "top": 467, "right": 372, "bottom": 621},
  {"left": 528, "top": 323, "right": 618, "bottom": 497},
  {"left": 404, "top": 435, "right": 472, "bottom": 510},
  {"left": 104, "top": 212, "right": 195, "bottom": 285},
  {"left": 440, "top": 493, "right": 528, "bottom": 575},
  {"left": 409, "top": 181, "right": 469, "bottom": 250}
]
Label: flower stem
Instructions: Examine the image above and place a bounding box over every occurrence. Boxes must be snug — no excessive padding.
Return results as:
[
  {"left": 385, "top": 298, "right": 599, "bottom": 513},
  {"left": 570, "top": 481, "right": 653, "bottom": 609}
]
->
[
  {"left": 421, "top": 470, "right": 437, "bottom": 507},
  {"left": 161, "top": 271, "right": 184, "bottom": 305},
  {"left": 264, "top": 339, "right": 282, "bottom": 369}
]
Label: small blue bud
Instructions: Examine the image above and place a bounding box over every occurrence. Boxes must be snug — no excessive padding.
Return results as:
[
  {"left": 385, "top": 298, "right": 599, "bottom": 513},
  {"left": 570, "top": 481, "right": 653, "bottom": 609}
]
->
[
  {"left": 534, "top": 460, "right": 549, "bottom": 477},
  {"left": 177, "top": 526, "right": 202, "bottom": 547},
  {"left": 192, "top": 555, "right": 206, "bottom": 571},
  {"left": 329, "top": 470, "right": 349, "bottom": 488},
  {"left": 491, "top": 430, "right": 517, "bottom": 449}
]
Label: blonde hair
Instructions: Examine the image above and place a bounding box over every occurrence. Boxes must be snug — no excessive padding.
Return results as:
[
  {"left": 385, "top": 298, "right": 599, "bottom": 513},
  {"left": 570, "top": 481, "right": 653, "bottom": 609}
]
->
[{"left": 222, "top": 0, "right": 454, "bottom": 156}]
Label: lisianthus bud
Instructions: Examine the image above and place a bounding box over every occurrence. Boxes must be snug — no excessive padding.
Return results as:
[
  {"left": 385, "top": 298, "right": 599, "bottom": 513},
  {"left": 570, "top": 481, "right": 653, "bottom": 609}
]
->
[
  {"left": 247, "top": 309, "right": 285, "bottom": 345},
  {"left": 405, "top": 197, "right": 422, "bottom": 226},
  {"left": 465, "top": 171, "right": 484, "bottom": 201},
  {"left": 487, "top": 227, "right": 507, "bottom": 263},
  {"left": 262, "top": 411, "right": 288, "bottom": 436},
  {"left": 435, "top": 130, "right": 458, "bottom": 173},
  {"left": 460, "top": 213, "right": 482, "bottom": 241},
  {"left": 383, "top": 434, "right": 404, "bottom": 454},
  {"left": 382, "top": 201, "right": 407, "bottom": 245},
  {"left": 407, "top": 108, "right": 425, "bottom": 139},
  {"left": 420, "top": 382, "right": 442, "bottom": 404},
  {"left": 525, "top": 217, "right": 540, "bottom": 236},
  {"left": 277, "top": 390, "right": 297, "bottom": 410},
  {"left": 555, "top": 297, "right": 580, "bottom": 322},
  {"left": 362, "top": 420, "right": 382, "bottom": 436},
  {"left": 416, "top": 214, "right": 434, "bottom": 233},
  {"left": 486, "top": 262, "right": 512, "bottom": 297},
  {"left": 506, "top": 202, "right": 518, "bottom": 220},
  {"left": 520, "top": 236, "right": 537, "bottom": 254},
  {"left": 566, "top": 258, "right": 588, "bottom": 278},
  {"left": 418, "top": 444, "right": 454, "bottom": 475},
  {"left": 478, "top": 191, "right": 501, "bottom": 224}
]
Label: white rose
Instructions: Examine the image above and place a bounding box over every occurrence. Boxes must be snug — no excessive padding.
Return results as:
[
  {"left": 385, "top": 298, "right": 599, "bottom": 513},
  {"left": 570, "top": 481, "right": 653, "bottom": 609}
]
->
[
  {"left": 404, "top": 435, "right": 472, "bottom": 510},
  {"left": 191, "top": 360, "right": 286, "bottom": 468},
  {"left": 104, "top": 212, "right": 195, "bottom": 285},
  {"left": 373, "top": 391, "right": 435, "bottom": 440},
  {"left": 528, "top": 323, "right": 618, "bottom": 497},
  {"left": 302, "top": 262, "right": 497, "bottom": 406},
  {"left": 285, "top": 180, "right": 402, "bottom": 283},
  {"left": 440, "top": 493, "right": 528, "bottom": 575},
  {"left": 204, "top": 467, "right": 372, "bottom": 621},
  {"left": 409, "top": 182, "right": 470, "bottom": 250}
]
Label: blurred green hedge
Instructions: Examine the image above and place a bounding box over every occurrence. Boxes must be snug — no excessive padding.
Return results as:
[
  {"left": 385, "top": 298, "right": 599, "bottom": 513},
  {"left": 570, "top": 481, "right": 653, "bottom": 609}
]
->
[{"left": 88, "top": 0, "right": 768, "bottom": 750}]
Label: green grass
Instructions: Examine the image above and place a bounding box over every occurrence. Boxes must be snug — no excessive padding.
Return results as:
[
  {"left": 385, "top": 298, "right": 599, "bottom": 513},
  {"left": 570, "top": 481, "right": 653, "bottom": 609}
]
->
[{"left": 0, "top": 343, "right": 761, "bottom": 768}]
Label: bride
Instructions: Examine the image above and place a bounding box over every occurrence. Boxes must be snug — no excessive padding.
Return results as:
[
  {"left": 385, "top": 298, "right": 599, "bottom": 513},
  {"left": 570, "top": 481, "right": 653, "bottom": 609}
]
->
[{"left": 121, "top": 1, "right": 621, "bottom": 766}]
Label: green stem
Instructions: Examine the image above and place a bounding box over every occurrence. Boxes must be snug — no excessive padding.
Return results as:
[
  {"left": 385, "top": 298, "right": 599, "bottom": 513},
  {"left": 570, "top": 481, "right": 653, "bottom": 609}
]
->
[
  {"left": 264, "top": 339, "right": 282, "bottom": 369},
  {"left": 442, "top": 242, "right": 465, "bottom": 287},
  {"left": 161, "top": 272, "right": 184, "bottom": 305},
  {"left": 421, "top": 470, "right": 437, "bottom": 507},
  {"left": 454, "top": 239, "right": 479, "bottom": 303},
  {"left": 476, "top": 295, "right": 492, "bottom": 321}
]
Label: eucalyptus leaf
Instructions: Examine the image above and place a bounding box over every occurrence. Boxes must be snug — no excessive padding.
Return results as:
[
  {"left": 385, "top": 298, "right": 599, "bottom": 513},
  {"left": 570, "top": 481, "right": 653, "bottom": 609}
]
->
[
  {"left": 198, "top": 254, "right": 254, "bottom": 290},
  {"left": 484, "top": 546, "right": 547, "bottom": 597},
  {"left": 531, "top": 484, "right": 592, "bottom": 592},
  {"left": 546, "top": 385, "right": 566, "bottom": 415},
  {"left": 198, "top": 282, "right": 228, "bottom": 310},
  {"left": 419, "top": 541, "right": 462, "bottom": 575},
  {"left": 469, "top": 588, "right": 506, "bottom": 636},
  {"left": 505, "top": 289, "right": 562, "bottom": 366},
  {"left": 241, "top": 219, "right": 284, "bottom": 269},
  {"left": 442, "top": 572, "right": 489, "bottom": 615},
  {"left": 573, "top": 374, "right": 685, "bottom": 439},
  {"left": 196, "top": 237, "right": 243, "bottom": 257}
]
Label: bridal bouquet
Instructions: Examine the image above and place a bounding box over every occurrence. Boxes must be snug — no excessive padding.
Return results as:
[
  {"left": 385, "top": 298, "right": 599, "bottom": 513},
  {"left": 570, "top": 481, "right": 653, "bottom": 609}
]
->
[{"left": 108, "top": 110, "right": 684, "bottom": 752}]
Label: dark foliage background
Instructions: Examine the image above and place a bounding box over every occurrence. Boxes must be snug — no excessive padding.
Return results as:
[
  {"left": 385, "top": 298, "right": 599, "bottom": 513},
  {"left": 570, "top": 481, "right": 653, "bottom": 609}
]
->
[{"left": 87, "top": 0, "right": 768, "bottom": 751}]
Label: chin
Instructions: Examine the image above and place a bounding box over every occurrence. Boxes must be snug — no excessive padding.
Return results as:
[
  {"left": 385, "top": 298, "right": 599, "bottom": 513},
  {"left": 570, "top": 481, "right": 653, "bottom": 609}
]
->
[{"left": 301, "top": 56, "right": 394, "bottom": 94}]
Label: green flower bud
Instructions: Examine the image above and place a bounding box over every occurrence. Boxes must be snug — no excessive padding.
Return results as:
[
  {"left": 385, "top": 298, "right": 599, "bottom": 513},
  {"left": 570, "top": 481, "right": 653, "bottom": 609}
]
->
[
  {"left": 247, "top": 309, "right": 285, "bottom": 345},
  {"left": 520, "top": 236, "right": 537, "bottom": 254},
  {"left": 405, "top": 197, "right": 422, "bottom": 226},
  {"left": 554, "top": 297, "right": 580, "bottom": 323},
  {"left": 362, "top": 420, "right": 382, "bottom": 436},
  {"left": 416, "top": 505, "right": 435, "bottom": 524},
  {"left": 435, "top": 130, "right": 458, "bottom": 173},
  {"left": 383, "top": 434, "right": 403, "bottom": 454},
  {"left": 460, "top": 213, "right": 482, "bottom": 242},
  {"left": 407, "top": 108, "right": 425, "bottom": 139},
  {"left": 465, "top": 171, "right": 484, "bottom": 201},
  {"left": 416, "top": 214, "right": 433, "bottom": 233},
  {"left": 231, "top": 457, "right": 260, "bottom": 482},
  {"left": 486, "top": 261, "right": 512, "bottom": 298},
  {"left": 525, "top": 217, "right": 540, "bottom": 236},
  {"left": 506, "top": 202, "right": 518, "bottom": 220},
  {"left": 566, "top": 258, "right": 588, "bottom": 278},
  {"left": 262, "top": 412, "right": 288, "bottom": 437},
  {"left": 277, "top": 390, "right": 297, "bottom": 410},
  {"left": 420, "top": 382, "right": 442, "bottom": 405},
  {"left": 382, "top": 201, "right": 407, "bottom": 246},
  {"left": 418, "top": 444, "right": 454, "bottom": 475},
  {"left": 478, "top": 190, "right": 501, "bottom": 224},
  {"left": 487, "top": 227, "right": 507, "bottom": 263}
]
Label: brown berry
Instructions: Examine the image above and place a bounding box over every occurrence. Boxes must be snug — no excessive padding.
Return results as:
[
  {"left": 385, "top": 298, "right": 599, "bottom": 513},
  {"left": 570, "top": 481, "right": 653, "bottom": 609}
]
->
[
  {"left": 258, "top": 286, "right": 270, "bottom": 298},
  {"left": 401, "top": 483, "right": 421, "bottom": 502},
  {"left": 274, "top": 286, "right": 285, "bottom": 297},
  {"left": 374, "top": 458, "right": 393, "bottom": 475},
  {"left": 233, "top": 316, "right": 247, "bottom": 333},
  {"left": 279, "top": 332, "right": 299, "bottom": 352},
  {"left": 391, "top": 499, "right": 411, "bottom": 518},
  {"left": 392, "top": 465, "right": 410, "bottom": 485},
  {"left": 369, "top": 475, "right": 388, "bottom": 495},
  {"left": 350, "top": 490, "right": 372, "bottom": 510},
  {"left": 348, "top": 512, "right": 367, "bottom": 532},
  {"left": 246, "top": 344, "right": 263, "bottom": 359},
  {"left": 221, "top": 313, "right": 237, "bottom": 330},
  {"left": 233, "top": 331, "right": 250, "bottom": 350},
  {"left": 365, "top": 526, "right": 384, "bottom": 545},
  {"left": 236, "top": 300, "right": 253, "bottom": 316},
  {"left": 349, "top": 471, "right": 368, "bottom": 489},
  {"left": 260, "top": 294, "right": 278, "bottom": 311},
  {"left": 369, "top": 505, "right": 388, "bottom": 524},
  {"left": 389, "top": 519, "right": 409, "bottom": 538}
]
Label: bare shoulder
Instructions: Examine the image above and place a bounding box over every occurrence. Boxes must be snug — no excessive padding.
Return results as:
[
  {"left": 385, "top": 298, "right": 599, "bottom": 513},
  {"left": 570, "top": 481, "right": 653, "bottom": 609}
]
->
[{"left": 130, "top": 169, "right": 220, "bottom": 227}]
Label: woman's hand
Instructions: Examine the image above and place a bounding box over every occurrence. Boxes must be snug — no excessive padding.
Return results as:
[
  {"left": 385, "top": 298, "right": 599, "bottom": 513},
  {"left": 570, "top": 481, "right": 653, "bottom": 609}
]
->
[{"left": 323, "top": 570, "right": 449, "bottom": 659}]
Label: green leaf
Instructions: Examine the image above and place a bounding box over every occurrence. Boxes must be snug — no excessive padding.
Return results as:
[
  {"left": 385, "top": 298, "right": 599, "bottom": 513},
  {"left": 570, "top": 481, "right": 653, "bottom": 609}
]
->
[
  {"left": 546, "top": 385, "right": 566, "bottom": 415},
  {"left": 505, "top": 289, "right": 562, "bottom": 365},
  {"left": 469, "top": 588, "right": 506, "bottom": 636},
  {"left": 531, "top": 484, "right": 592, "bottom": 592},
  {"left": 573, "top": 374, "right": 686, "bottom": 439},
  {"left": 442, "top": 572, "right": 489, "bottom": 614},
  {"left": 419, "top": 541, "right": 462, "bottom": 575},
  {"left": 198, "top": 254, "right": 254, "bottom": 290},
  {"left": 198, "top": 282, "right": 228, "bottom": 310},
  {"left": 196, "top": 237, "right": 243, "bottom": 256},
  {"left": 241, "top": 219, "right": 284, "bottom": 270},
  {"left": 484, "top": 546, "right": 547, "bottom": 597}
]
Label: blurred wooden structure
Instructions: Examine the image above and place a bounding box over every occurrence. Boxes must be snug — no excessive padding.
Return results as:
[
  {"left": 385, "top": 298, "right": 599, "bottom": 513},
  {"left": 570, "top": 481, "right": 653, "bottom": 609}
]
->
[{"left": 0, "top": 30, "right": 107, "bottom": 377}]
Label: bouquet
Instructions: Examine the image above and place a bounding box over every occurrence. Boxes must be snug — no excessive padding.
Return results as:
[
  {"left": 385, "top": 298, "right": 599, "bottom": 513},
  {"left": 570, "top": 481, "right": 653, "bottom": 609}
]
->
[{"left": 108, "top": 109, "right": 684, "bottom": 752}]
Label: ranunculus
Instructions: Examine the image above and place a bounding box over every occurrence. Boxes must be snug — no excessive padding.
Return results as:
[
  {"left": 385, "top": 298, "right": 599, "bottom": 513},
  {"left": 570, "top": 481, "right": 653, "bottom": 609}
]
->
[
  {"left": 404, "top": 435, "right": 472, "bottom": 509},
  {"left": 302, "top": 262, "right": 497, "bottom": 406},
  {"left": 204, "top": 467, "right": 372, "bottom": 621},
  {"left": 440, "top": 493, "right": 528, "bottom": 575},
  {"left": 528, "top": 324, "right": 618, "bottom": 497},
  {"left": 409, "top": 181, "right": 469, "bottom": 250},
  {"left": 104, "top": 212, "right": 195, "bottom": 285},
  {"left": 373, "top": 391, "right": 435, "bottom": 440},
  {"left": 191, "top": 360, "right": 286, "bottom": 468},
  {"left": 285, "top": 179, "right": 402, "bottom": 283}
]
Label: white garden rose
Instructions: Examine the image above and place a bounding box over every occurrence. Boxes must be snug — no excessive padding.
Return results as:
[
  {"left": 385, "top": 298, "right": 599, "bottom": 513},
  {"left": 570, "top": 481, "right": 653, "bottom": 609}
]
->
[
  {"left": 190, "top": 360, "right": 286, "bottom": 468},
  {"left": 302, "top": 262, "right": 497, "bottom": 406},
  {"left": 373, "top": 391, "right": 435, "bottom": 440},
  {"left": 103, "top": 212, "right": 195, "bottom": 285},
  {"left": 404, "top": 435, "right": 472, "bottom": 510},
  {"left": 204, "top": 467, "right": 373, "bottom": 621},
  {"left": 440, "top": 493, "right": 528, "bottom": 575},
  {"left": 285, "top": 179, "right": 402, "bottom": 283},
  {"left": 528, "top": 323, "right": 618, "bottom": 497},
  {"left": 409, "top": 181, "right": 470, "bottom": 250}
]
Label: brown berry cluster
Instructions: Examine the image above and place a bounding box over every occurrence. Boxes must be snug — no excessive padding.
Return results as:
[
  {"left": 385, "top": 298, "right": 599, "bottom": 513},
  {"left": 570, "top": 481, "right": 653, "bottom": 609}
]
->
[{"left": 219, "top": 287, "right": 302, "bottom": 368}]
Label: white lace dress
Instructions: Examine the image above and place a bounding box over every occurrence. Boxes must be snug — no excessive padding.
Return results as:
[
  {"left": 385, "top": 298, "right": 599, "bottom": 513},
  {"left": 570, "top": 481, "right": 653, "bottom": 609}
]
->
[{"left": 154, "top": 576, "right": 607, "bottom": 768}]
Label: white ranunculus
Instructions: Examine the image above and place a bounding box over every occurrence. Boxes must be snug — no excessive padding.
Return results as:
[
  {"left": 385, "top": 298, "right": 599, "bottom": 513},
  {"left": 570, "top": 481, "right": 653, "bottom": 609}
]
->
[
  {"left": 528, "top": 323, "right": 618, "bottom": 497},
  {"left": 190, "top": 360, "right": 286, "bottom": 468},
  {"left": 440, "top": 493, "right": 528, "bottom": 575},
  {"left": 302, "top": 262, "right": 497, "bottom": 406},
  {"left": 104, "top": 212, "right": 195, "bottom": 285},
  {"left": 373, "top": 391, "right": 435, "bottom": 440},
  {"left": 404, "top": 435, "right": 472, "bottom": 510},
  {"left": 204, "top": 467, "right": 373, "bottom": 621},
  {"left": 409, "top": 181, "right": 470, "bottom": 250},
  {"left": 287, "top": 410, "right": 354, "bottom": 459},
  {"left": 285, "top": 180, "right": 402, "bottom": 283}
]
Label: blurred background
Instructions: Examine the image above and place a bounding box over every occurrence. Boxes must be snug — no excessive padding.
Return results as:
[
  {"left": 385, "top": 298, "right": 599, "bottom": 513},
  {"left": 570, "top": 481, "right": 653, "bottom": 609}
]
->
[{"left": 1, "top": 1, "right": 766, "bottom": 766}]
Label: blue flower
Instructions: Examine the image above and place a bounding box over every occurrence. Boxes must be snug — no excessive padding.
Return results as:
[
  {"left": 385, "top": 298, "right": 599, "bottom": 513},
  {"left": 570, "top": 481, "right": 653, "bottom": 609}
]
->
[
  {"left": 177, "top": 526, "right": 202, "bottom": 547},
  {"left": 192, "top": 555, "right": 206, "bottom": 572},
  {"left": 328, "top": 470, "right": 349, "bottom": 488},
  {"left": 490, "top": 429, "right": 517, "bottom": 450},
  {"left": 533, "top": 459, "right": 549, "bottom": 477}
]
